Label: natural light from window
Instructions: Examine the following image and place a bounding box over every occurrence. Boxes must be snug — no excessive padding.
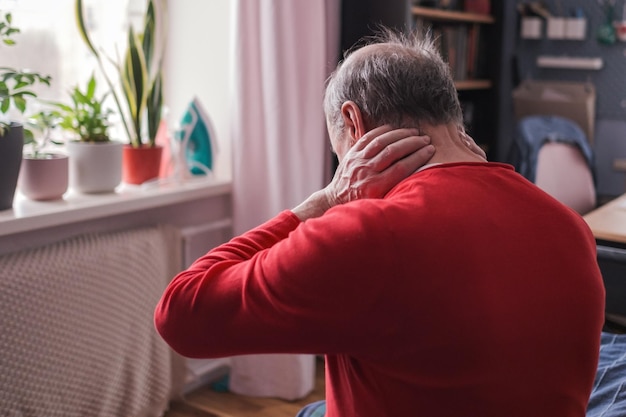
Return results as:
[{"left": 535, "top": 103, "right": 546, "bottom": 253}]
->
[
  {"left": 2, "top": 0, "right": 233, "bottom": 179},
  {"left": 1, "top": 0, "right": 148, "bottom": 140}
]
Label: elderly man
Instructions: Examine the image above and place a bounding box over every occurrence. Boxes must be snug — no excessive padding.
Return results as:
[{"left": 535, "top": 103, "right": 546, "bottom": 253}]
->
[{"left": 155, "top": 30, "right": 604, "bottom": 417}]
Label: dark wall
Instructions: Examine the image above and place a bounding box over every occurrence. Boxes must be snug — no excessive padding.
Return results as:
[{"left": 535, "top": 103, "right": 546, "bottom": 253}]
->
[
  {"left": 341, "top": 0, "right": 412, "bottom": 52},
  {"left": 516, "top": 0, "right": 626, "bottom": 119}
]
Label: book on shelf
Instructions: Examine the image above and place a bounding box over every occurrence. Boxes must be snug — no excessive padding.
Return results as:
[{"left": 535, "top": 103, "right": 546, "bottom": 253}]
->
[
  {"left": 464, "top": 0, "right": 491, "bottom": 15},
  {"left": 433, "top": 24, "right": 483, "bottom": 82},
  {"left": 466, "top": 24, "right": 481, "bottom": 79}
]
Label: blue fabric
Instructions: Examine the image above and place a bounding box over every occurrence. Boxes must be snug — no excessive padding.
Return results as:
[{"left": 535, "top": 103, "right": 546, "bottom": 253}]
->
[
  {"left": 587, "top": 332, "right": 626, "bottom": 417},
  {"left": 295, "top": 400, "right": 326, "bottom": 417},
  {"left": 511, "top": 115, "right": 594, "bottom": 183}
]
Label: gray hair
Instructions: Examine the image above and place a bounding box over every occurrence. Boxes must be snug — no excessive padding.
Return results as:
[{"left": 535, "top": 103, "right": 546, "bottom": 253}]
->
[{"left": 323, "top": 29, "right": 463, "bottom": 135}]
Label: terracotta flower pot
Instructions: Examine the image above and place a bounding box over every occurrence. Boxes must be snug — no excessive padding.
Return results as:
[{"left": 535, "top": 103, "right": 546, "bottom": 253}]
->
[
  {"left": 19, "top": 153, "right": 69, "bottom": 201},
  {"left": 122, "top": 144, "right": 164, "bottom": 185},
  {"left": 0, "top": 124, "right": 24, "bottom": 211}
]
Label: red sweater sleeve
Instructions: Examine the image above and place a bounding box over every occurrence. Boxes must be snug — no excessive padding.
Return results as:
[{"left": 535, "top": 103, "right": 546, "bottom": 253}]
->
[{"left": 154, "top": 206, "right": 395, "bottom": 358}]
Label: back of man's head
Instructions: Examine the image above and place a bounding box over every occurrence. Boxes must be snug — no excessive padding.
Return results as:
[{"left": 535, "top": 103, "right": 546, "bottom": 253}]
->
[{"left": 324, "top": 29, "right": 463, "bottom": 135}]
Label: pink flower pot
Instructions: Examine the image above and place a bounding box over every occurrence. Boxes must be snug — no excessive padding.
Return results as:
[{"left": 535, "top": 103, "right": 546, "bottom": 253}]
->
[{"left": 19, "top": 153, "right": 69, "bottom": 201}]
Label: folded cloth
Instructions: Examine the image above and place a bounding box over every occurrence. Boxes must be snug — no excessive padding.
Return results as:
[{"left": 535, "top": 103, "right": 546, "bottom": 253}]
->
[
  {"left": 587, "top": 332, "right": 626, "bottom": 417},
  {"left": 511, "top": 115, "right": 594, "bottom": 184},
  {"left": 295, "top": 400, "right": 326, "bottom": 417}
]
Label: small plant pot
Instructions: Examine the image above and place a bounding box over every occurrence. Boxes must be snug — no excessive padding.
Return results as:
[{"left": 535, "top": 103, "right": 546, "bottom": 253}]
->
[
  {"left": 0, "top": 123, "right": 24, "bottom": 211},
  {"left": 122, "top": 144, "right": 164, "bottom": 185},
  {"left": 19, "top": 153, "right": 69, "bottom": 201},
  {"left": 67, "top": 140, "right": 123, "bottom": 193}
]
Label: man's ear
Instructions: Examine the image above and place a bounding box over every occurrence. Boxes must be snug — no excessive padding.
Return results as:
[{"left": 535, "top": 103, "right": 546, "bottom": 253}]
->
[{"left": 340, "top": 101, "right": 366, "bottom": 147}]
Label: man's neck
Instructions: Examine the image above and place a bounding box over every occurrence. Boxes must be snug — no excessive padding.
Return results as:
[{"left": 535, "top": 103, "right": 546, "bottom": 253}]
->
[{"left": 420, "top": 123, "right": 487, "bottom": 165}]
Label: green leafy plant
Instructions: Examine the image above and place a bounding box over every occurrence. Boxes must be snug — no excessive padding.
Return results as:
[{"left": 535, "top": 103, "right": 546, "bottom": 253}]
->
[
  {"left": 1, "top": 11, "right": 19, "bottom": 45},
  {"left": 0, "top": 12, "right": 52, "bottom": 137},
  {"left": 75, "top": 0, "right": 166, "bottom": 148},
  {"left": 51, "top": 73, "right": 112, "bottom": 143},
  {"left": 24, "top": 110, "right": 63, "bottom": 158}
]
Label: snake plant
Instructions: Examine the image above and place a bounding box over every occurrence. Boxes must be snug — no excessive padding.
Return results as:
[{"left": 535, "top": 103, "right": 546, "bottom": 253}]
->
[{"left": 75, "top": 0, "right": 166, "bottom": 148}]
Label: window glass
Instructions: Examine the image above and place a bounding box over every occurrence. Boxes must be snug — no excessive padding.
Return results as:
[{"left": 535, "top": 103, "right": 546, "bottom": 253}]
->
[{"left": 0, "top": 0, "right": 146, "bottom": 138}]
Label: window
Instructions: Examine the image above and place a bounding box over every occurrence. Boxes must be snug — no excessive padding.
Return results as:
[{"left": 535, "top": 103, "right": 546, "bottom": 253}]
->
[
  {"left": 0, "top": 0, "right": 146, "bottom": 140},
  {"left": 2, "top": 0, "right": 233, "bottom": 178}
]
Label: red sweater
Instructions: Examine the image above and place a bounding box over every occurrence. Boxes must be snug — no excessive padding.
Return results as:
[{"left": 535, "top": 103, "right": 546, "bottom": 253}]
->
[{"left": 155, "top": 162, "right": 605, "bottom": 417}]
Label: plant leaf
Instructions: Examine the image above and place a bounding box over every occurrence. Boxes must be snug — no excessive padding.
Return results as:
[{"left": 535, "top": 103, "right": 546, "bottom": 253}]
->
[
  {"left": 12, "top": 96, "right": 26, "bottom": 112},
  {"left": 23, "top": 129, "right": 34, "bottom": 144},
  {"left": 74, "top": 0, "right": 99, "bottom": 58},
  {"left": 147, "top": 71, "right": 162, "bottom": 143},
  {"left": 122, "top": 26, "right": 148, "bottom": 144},
  {"left": 12, "top": 91, "right": 37, "bottom": 98},
  {"left": 86, "top": 73, "right": 96, "bottom": 99},
  {"left": 142, "top": 0, "right": 156, "bottom": 70},
  {"left": 14, "top": 80, "right": 30, "bottom": 90}
]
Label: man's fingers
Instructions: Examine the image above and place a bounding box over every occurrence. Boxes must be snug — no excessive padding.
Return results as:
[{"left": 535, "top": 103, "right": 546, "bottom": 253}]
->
[
  {"left": 367, "top": 134, "right": 432, "bottom": 172},
  {"left": 327, "top": 126, "right": 436, "bottom": 204},
  {"left": 351, "top": 125, "right": 395, "bottom": 153},
  {"left": 390, "top": 142, "right": 436, "bottom": 176},
  {"left": 360, "top": 127, "right": 422, "bottom": 159},
  {"left": 460, "top": 131, "right": 487, "bottom": 160},
  {"left": 358, "top": 143, "right": 435, "bottom": 199}
]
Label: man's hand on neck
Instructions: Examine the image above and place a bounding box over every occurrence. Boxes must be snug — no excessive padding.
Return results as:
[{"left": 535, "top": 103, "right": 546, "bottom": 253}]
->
[{"left": 292, "top": 126, "right": 435, "bottom": 222}]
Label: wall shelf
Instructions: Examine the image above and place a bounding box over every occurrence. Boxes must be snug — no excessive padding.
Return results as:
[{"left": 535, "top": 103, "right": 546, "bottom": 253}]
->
[
  {"left": 412, "top": 6, "right": 495, "bottom": 24},
  {"left": 536, "top": 55, "right": 604, "bottom": 70},
  {"left": 455, "top": 79, "right": 492, "bottom": 90}
]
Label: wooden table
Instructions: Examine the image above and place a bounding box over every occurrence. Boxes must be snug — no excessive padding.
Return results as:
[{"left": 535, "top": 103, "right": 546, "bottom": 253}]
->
[
  {"left": 584, "top": 194, "right": 626, "bottom": 245},
  {"left": 584, "top": 195, "right": 626, "bottom": 320}
]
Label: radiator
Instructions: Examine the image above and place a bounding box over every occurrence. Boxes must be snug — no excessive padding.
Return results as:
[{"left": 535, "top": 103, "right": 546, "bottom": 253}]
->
[{"left": 0, "top": 225, "right": 186, "bottom": 417}]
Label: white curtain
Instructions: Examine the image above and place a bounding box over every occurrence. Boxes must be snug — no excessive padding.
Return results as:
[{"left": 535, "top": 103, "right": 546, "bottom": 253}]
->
[{"left": 229, "top": 0, "right": 340, "bottom": 400}]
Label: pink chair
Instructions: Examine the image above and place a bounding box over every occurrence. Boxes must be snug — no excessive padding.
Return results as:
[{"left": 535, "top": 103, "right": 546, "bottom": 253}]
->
[{"left": 534, "top": 141, "right": 597, "bottom": 215}]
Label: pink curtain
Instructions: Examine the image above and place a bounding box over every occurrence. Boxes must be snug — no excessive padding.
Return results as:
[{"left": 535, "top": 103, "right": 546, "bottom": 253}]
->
[
  {"left": 231, "top": 0, "right": 339, "bottom": 235},
  {"left": 229, "top": 0, "right": 340, "bottom": 400}
]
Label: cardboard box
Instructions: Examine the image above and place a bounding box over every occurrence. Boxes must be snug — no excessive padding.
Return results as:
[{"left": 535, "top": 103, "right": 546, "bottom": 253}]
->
[{"left": 512, "top": 80, "right": 596, "bottom": 143}]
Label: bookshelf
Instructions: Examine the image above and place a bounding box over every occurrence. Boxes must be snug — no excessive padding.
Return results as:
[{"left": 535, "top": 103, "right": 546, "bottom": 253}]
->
[
  {"left": 411, "top": 5, "right": 499, "bottom": 157},
  {"left": 339, "top": 0, "right": 515, "bottom": 162},
  {"left": 412, "top": 6, "right": 493, "bottom": 88}
]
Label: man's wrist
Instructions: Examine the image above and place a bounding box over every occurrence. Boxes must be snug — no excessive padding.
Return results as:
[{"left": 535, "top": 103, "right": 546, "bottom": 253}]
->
[{"left": 291, "top": 189, "right": 333, "bottom": 221}]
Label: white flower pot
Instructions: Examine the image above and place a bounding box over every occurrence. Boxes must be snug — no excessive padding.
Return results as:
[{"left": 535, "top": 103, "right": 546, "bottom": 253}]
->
[{"left": 67, "top": 140, "right": 123, "bottom": 193}]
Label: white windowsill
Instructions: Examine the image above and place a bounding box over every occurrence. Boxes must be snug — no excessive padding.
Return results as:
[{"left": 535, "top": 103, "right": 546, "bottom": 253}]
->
[{"left": 0, "top": 175, "right": 232, "bottom": 237}]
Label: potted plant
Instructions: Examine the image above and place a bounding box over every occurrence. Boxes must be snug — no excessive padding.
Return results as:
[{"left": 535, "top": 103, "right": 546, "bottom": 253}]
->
[
  {"left": 0, "top": 11, "right": 52, "bottom": 210},
  {"left": 19, "top": 110, "right": 69, "bottom": 201},
  {"left": 51, "top": 73, "right": 123, "bottom": 193},
  {"left": 75, "top": 0, "right": 167, "bottom": 185}
]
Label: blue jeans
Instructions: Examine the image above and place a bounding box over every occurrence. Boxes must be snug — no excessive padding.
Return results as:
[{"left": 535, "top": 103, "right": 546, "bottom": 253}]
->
[{"left": 295, "top": 400, "right": 326, "bottom": 417}]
